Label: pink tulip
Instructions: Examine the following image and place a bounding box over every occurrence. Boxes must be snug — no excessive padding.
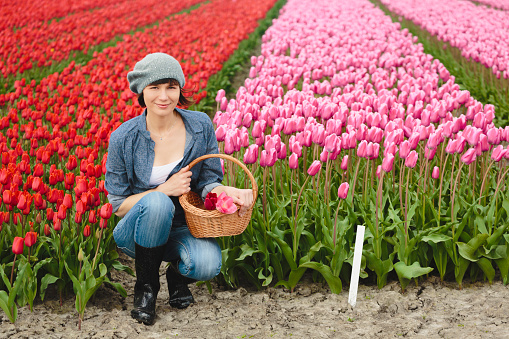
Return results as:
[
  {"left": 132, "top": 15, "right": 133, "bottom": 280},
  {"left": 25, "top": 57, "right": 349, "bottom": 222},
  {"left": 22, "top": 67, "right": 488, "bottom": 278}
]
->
[
  {"left": 381, "top": 153, "right": 395, "bottom": 172},
  {"left": 324, "top": 134, "right": 338, "bottom": 153},
  {"left": 445, "top": 139, "right": 457, "bottom": 154},
  {"left": 337, "top": 182, "right": 349, "bottom": 199},
  {"left": 399, "top": 140, "right": 410, "bottom": 159},
  {"left": 243, "top": 145, "right": 258, "bottom": 164},
  {"left": 340, "top": 155, "right": 349, "bottom": 170},
  {"left": 307, "top": 160, "right": 322, "bottom": 176},
  {"left": 432, "top": 166, "right": 440, "bottom": 179},
  {"left": 224, "top": 134, "right": 235, "bottom": 155},
  {"left": 289, "top": 153, "right": 299, "bottom": 169},
  {"left": 215, "top": 89, "right": 225, "bottom": 103},
  {"left": 425, "top": 146, "right": 436, "bottom": 160},
  {"left": 357, "top": 140, "right": 368, "bottom": 158},
  {"left": 491, "top": 145, "right": 505, "bottom": 162},
  {"left": 215, "top": 125, "right": 226, "bottom": 142},
  {"left": 460, "top": 148, "right": 477, "bottom": 165},
  {"left": 487, "top": 128, "right": 500, "bottom": 145},
  {"left": 405, "top": 150, "right": 418, "bottom": 168},
  {"left": 216, "top": 192, "right": 237, "bottom": 214}
]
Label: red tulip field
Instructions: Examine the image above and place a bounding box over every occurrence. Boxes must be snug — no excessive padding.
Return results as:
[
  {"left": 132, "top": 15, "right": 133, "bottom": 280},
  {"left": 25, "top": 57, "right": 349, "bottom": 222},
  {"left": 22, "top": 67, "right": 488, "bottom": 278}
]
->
[{"left": 1, "top": 0, "right": 509, "bottom": 337}]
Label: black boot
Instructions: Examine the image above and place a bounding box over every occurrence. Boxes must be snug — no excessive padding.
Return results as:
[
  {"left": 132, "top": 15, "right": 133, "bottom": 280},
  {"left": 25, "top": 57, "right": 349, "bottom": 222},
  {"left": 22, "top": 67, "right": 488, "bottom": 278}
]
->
[
  {"left": 166, "top": 261, "right": 196, "bottom": 309},
  {"left": 131, "top": 243, "right": 165, "bottom": 325}
]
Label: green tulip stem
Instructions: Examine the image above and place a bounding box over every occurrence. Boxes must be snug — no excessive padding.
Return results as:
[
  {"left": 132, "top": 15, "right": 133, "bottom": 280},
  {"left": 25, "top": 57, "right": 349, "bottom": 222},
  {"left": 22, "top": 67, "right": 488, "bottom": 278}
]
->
[
  {"left": 451, "top": 162, "right": 465, "bottom": 241},
  {"left": 438, "top": 152, "right": 450, "bottom": 225},
  {"left": 404, "top": 167, "right": 410, "bottom": 250},
  {"left": 294, "top": 175, "right": 311, "bottom": 261},
  {"left": 9, "top": 254, "right": 17, "bottom": 287},
  {"left": 333, "top": 198, "right": 343, "bottom": 253},
  {"left": 375, "top": 171, "right": 385, "bottom": 246},
  {"left": 91, "top": 228, "right": 104, "bottom": 273},
  {"left": 399, "top": 159, "right": 405, "bottom": 221},
  {"left": 350, "top": 157, "right": 361, "bottom": 205},
  {"left": 364, "top": 160, "right": 369, "bottom": 207}
]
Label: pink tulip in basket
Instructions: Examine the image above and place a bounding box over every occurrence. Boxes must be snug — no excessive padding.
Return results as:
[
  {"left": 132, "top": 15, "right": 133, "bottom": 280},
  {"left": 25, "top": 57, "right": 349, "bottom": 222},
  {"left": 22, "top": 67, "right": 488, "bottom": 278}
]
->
[{"left": 179, "top": 154, "right": 258, "bottom": 238}]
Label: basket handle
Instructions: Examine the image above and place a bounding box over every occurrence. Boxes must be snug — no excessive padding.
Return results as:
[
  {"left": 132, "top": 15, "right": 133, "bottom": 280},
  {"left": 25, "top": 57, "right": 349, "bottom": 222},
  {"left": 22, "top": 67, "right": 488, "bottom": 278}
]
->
[{"left": 187, "top": 153, "right": 258, "bottom": 201}]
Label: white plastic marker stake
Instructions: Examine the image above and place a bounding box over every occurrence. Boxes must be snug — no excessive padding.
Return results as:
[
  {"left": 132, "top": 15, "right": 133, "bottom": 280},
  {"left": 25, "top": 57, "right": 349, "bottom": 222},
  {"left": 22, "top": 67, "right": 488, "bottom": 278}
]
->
[{"left": 348, "top": 225, "right": 365, "bottom": 308}]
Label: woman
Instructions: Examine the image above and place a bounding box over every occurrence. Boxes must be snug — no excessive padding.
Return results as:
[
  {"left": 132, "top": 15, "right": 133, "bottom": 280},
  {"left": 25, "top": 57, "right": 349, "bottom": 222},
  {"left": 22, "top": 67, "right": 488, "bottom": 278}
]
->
[{"left": 105, "top": 53, "right": 253, "bottom": 325}]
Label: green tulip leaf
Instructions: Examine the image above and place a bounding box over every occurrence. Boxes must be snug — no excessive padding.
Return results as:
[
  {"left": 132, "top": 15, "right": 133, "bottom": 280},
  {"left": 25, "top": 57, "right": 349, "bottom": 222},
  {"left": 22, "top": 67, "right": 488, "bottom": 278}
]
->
[
  {"left": 394, "top": 261, "right": 433, "bottom": 292},
  {"left": 476, "top": 257, "right": 495, "bottom": 284},
  {"left": 299, "top": 261, "right": 342, "bottom": 294}
]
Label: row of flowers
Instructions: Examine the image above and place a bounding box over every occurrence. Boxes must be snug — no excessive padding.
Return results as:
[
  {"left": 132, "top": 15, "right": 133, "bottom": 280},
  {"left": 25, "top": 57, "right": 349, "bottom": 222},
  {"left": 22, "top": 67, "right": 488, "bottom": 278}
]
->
[
  {"left": 211, "top": 0, "right": 509, "bottom": 292},
  {"left": 0, "top": 0, "right": 279, "bottom": 325},
  {"left": 0, "top": 0, "right": 204, "bottom": 80},
  {"left": 471, "top": 0, "right": 509, "bottom": 11},
  {"left": 0, "top": 0, "right": 123, "bottom": 31},
  {"left": 379, "top": 0, "right": 509, "bottom": 80}
]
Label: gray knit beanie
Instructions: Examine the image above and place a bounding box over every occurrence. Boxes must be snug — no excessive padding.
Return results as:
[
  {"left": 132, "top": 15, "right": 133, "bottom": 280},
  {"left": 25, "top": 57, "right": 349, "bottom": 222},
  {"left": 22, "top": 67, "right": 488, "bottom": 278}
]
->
[{"left": 127, "top": 53, "right": 185, "bottom": 94}]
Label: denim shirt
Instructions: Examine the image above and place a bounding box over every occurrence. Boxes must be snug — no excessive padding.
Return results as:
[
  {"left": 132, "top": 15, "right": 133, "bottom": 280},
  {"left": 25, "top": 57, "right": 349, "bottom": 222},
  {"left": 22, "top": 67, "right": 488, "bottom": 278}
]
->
[{"left": 104, "top": 107, "right": 223, "bottom": 223}]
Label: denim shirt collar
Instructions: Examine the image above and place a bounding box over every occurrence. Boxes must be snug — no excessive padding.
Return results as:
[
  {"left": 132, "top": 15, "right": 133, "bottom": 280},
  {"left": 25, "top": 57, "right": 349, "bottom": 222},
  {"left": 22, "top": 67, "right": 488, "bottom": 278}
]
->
[{"left": 138, "top": 107, "right": 203, "bottom": 187}]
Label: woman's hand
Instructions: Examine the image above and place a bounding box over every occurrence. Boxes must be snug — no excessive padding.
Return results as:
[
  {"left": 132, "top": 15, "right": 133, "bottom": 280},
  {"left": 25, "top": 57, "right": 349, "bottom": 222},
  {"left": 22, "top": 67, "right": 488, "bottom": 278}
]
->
[
  {"left": 211, "top": 186, "right": 254, "bottom": 217},
  {"left": 156, "top": 166, "right": 192, "bottom": 196}
]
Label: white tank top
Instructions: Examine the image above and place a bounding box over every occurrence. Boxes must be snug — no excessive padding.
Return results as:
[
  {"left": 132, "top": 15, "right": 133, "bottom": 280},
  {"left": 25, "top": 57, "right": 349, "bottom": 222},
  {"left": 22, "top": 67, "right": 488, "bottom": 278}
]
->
[{"left": 149, "top": 157, "right": 183, "bottom": 186}]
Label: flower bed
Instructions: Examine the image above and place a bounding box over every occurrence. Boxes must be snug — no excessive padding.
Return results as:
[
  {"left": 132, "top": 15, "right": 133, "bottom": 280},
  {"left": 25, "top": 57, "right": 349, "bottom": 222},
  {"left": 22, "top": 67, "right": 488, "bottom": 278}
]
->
[
  {"left": 379, "top": 0, "right": 509, "bottom": 80},
  {"left": 0, "top": 0, "right": 204, "bottom": 80},
  {"left": 213, "top": 0, "right": 509, "bottom": 293},
  {"left": 0, "top": 0, "right": 278, "bottom": 326},
  {"left": 0, "top": 0, "right": 123, "bottom": 31}
]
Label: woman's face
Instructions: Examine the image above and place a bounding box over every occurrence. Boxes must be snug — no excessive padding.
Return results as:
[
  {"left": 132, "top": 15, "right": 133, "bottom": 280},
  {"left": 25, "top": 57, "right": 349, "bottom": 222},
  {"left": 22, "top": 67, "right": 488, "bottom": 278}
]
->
[{"left": 142, "top": 81, "right": 180, "bottom": 118}]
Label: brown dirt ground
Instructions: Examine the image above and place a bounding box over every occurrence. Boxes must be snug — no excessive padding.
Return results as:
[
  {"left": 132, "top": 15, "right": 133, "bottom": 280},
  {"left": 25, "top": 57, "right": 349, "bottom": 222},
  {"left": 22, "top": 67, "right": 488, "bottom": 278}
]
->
[{"left": 1, "top": 250, "right": 509, "bottom": 339}]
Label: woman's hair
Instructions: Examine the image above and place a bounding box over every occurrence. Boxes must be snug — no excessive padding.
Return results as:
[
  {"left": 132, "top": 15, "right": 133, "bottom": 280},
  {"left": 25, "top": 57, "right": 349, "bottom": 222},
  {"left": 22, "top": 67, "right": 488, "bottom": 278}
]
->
[{"left": 137, "top": 78, "right": 195, "bottom": 108}]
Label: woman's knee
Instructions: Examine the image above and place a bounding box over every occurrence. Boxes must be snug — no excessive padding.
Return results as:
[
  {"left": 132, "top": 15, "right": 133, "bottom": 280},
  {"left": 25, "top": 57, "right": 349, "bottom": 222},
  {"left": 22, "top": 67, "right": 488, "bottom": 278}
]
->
[
  {"left": 139, "top": 191, "right": 175, "bottom": 222},
  {"left": 181, "top": 239, "right": 222, "bottom": 281}
]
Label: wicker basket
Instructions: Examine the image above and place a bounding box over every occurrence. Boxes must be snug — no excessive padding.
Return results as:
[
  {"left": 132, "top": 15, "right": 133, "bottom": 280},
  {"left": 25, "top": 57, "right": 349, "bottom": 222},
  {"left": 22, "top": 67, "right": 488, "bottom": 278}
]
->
[{"left": 179, "top": 154, "right": 258, "bottom": 238}]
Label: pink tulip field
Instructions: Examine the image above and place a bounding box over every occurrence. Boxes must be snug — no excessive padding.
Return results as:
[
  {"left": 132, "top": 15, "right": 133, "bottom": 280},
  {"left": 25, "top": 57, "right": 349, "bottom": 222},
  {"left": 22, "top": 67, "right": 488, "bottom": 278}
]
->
[
  {"left": 1, "top": 0, "right": 509, "bottom": 327},
  {"left": 379, "top": 0, "right": 509, "bottom": 80}
]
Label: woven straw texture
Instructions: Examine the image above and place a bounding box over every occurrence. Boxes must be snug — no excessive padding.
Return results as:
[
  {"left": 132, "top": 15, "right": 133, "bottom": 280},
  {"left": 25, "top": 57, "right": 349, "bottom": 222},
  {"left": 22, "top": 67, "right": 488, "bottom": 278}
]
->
[{"left": 179, "top": 154, "right": 258, "bottom": 238}]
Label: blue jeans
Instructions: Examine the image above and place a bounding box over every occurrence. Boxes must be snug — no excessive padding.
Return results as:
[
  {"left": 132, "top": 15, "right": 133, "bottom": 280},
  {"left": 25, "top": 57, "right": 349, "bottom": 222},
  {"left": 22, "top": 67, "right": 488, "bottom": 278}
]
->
[{"left": 113, "top": 192, "right": 222, "bottom": 281}]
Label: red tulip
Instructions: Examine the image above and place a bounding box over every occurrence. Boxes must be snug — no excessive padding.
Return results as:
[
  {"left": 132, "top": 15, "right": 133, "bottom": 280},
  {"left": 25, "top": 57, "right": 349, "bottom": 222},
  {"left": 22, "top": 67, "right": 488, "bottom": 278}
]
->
[
  {"left": 66, "top": 155, "right": 78, "bottom": 171},
  {"left": 12, "top": 237, "right": 24, "bottom": 254},
  {"left": 204, "top": 192, "right": 218, "bottom": 210},
  {"left": 2, "top": 190, "right": 13, "bottom": 206},
  {"left": 99, "top": 203, "right": 113, "bottom": 219},
  {"left": 83, "top": 224, "right": 91, "bottom": 237},
  {"left": 89, "top": 210, "right": 97, "bottom": 224},
  {"left": 44, "top": 224, "right": 51, "bottom": 236},
  {"left": 62, "top": 194, "right": 73, "bottom": 209},
  {"left": 46, "top": 208, "right": 54, "bottom": 222},
  {"left": 24, "top": 231, "right": 37, "bottom": 247},
  {"left": 338, "top": 182, "right": 349, "bottom": 199},
  {"left": 100, "top": 218, "right": 108, "bottom": 229},
  {"left": 57, "top": 204, "right": 67, "bottom": 220},
  {"left": 75, "top": 212, "right": 83, "bottom": 224},
  {"left": 53, "top": 218, "right": 62, "bottom": 232}
]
